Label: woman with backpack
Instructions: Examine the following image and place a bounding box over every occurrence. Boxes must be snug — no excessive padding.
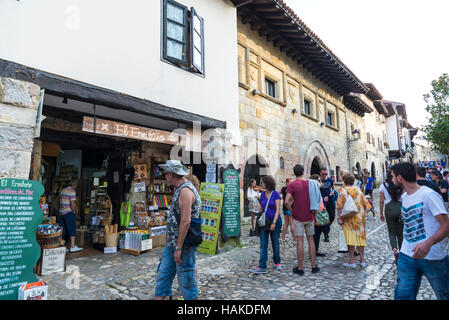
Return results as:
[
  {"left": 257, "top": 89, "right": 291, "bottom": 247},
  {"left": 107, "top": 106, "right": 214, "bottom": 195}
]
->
[{"left": 379, "top": 170, "right": 403, "bottom": 264}]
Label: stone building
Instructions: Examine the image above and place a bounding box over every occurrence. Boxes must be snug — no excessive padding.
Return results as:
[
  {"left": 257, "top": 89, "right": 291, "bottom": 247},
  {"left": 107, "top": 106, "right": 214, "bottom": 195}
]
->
[{"left": 232, "top": 0, "right": 379, "bottom": 216}]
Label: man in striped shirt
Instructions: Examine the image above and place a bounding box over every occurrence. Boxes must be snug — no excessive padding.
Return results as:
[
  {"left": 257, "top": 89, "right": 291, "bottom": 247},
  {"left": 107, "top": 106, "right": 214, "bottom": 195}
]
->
[{"left": 59, "top": 180, "right": 83, "bottom": 253}]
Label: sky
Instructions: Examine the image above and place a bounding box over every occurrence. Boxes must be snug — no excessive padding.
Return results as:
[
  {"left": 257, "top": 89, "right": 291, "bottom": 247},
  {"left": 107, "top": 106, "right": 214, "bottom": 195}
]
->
[{"left": 282, "top": 0, "right": 449, "bottom": 136}]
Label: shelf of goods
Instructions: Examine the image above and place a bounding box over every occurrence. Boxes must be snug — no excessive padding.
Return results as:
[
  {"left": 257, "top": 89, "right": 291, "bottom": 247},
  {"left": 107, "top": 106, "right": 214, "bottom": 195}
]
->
[{"left": 119, "top": 229, "right": 152, "bottom": 256}]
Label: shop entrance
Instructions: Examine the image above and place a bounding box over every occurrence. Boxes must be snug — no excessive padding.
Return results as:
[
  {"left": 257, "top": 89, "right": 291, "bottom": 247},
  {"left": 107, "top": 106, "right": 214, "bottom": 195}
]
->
[
  {"left": 243, "top": 155, "right": 267, "bottom": 217},
  {"left": 39, "top": 127, "right": 139, "bottom": 258}
]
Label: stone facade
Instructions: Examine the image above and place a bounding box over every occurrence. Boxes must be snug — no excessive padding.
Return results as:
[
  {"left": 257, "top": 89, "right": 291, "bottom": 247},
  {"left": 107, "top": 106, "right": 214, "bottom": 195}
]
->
[
  {"left": 236, "top": 19, "right": 358, "bottom": 187},
  {"left": 0, "top": 77, "right": 41, "bottom": 179}
]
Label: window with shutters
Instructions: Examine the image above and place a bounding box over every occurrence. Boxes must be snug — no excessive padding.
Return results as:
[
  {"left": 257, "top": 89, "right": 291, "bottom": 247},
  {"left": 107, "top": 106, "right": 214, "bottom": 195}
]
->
[{"left": 162, "top": 0, "right": 205, "bottom": 75}]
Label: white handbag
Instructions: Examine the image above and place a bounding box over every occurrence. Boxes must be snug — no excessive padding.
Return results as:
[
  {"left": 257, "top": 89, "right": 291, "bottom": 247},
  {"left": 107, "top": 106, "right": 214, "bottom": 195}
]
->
[
  {"left": 340, "top": 188, "right": 358, "bottom": 219},
  {"left": 338, "top": 229, "right": 348, "bottom": 252}
]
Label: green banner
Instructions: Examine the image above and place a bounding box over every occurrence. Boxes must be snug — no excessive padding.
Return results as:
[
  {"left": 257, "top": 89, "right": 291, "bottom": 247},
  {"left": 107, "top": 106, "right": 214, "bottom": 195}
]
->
[
  {"left": 222, "top": 169, "right": 241, "bottom": 239},
  {"left": 0, "top": 178, "right": 44, "bottom": 300},
  {"left": 198, "top": 183, "right": 224, "bottom": 255}
]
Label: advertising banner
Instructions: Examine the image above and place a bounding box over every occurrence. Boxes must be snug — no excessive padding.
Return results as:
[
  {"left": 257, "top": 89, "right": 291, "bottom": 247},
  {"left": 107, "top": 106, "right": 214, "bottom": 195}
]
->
[{"left": 198, "top": 183, "right": 224, "bottom": 255}]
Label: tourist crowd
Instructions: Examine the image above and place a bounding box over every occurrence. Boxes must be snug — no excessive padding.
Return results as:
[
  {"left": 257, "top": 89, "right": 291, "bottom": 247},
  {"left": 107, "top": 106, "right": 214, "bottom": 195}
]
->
[
  {"left": 151, "top": 159, "right": 449, "bottom": 301},
  {"left": 247, "top": 161, "right": 449, "bottom": 300}
]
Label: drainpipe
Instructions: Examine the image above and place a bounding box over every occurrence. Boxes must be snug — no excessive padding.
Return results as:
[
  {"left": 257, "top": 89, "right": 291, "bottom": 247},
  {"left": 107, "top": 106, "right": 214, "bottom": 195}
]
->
[{"left": 345, "top": 111, "right": 351, "bottom": 172}]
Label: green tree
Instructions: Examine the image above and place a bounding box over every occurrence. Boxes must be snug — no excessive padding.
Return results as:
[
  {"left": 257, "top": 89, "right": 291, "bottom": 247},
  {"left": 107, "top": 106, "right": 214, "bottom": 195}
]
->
[{"left": 421, "top": 73, "right": 449, "bottom": 154}]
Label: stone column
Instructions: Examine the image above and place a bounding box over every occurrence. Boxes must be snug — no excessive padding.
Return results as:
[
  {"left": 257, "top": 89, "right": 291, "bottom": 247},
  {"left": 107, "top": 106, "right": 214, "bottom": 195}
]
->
[{"left": 0, "top": 77, "right": 41, "bottom": 179}]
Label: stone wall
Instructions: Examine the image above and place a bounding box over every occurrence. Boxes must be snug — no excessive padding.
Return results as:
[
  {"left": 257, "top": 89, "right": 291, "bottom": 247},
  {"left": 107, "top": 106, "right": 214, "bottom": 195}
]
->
[
  {"left": 236, "top": 20, "right": 354, "bottom": 187},
  {"left": 0, "top": 77, "right": 41, "bottom": 179}
]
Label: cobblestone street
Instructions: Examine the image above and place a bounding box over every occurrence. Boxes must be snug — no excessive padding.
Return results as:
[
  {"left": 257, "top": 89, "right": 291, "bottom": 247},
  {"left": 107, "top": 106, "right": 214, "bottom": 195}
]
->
[{"left": 41, "top": 190, "right": 437, "bottom": 300}]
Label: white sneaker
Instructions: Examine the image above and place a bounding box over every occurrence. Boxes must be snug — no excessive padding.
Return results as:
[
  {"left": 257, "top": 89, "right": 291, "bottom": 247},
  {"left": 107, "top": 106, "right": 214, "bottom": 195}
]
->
[
  {"left": 359, "top": 262, "right": 367, "bottom": 268},
  {"left": 70, "top": 246, "right": 84, "bottom": 253},
  {"left": 343, "top": 263, "right": 357, "bottom": 269}
]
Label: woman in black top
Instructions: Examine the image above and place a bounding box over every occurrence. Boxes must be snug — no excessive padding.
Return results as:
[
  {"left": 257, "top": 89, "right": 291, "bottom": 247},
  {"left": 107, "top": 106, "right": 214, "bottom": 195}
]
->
[{"left": 379, "top": 170, "right": 403, "bottom": 264}]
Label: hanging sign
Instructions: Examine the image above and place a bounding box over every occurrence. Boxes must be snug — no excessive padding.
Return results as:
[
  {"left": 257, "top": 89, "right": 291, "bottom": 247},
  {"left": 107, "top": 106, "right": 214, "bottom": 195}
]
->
[
  {"left": 222, "top": 169, "right": 241, "bottom": 239},
  {"left": 198, "top": 183, "right": 224, "bottom": 255},
  {"left": 205, "top": 162, "right": 217, "bottom": 183},
  {"left": 82, "top": 116, "right": 180, "bottom": 145},
  {"left": 0, "top": 178, "right": 44, "bottom": 300}
]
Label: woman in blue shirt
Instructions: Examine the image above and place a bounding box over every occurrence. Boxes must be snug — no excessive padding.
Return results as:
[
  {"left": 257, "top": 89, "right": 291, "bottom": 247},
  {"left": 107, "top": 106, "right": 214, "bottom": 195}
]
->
[{"left": 251, "top": 175, "right": 282, "bottom": 274}]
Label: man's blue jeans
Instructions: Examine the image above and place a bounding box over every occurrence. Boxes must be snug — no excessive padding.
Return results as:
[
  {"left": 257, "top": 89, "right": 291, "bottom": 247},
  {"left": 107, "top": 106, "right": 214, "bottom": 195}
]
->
[
  {"left": 259, "top": 218, "right": 282, "bottom": 269},
  {"left": 395, "top": 253, "right": 449, "bottom": 300},
  {"left": 155, "top": 245, "right": 198, "bottom": 300}
]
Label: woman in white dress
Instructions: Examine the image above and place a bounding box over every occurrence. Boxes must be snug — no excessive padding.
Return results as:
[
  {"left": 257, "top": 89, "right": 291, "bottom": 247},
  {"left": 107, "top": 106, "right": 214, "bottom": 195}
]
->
[{"left": 247, "top": 179, "right": 260, "bottom": 236}]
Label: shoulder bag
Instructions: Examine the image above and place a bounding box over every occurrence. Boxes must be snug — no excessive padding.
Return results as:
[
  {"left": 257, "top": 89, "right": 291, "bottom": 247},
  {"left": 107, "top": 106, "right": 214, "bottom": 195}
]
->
[
  {"left": 174, "top": 184, "right": 202, "bottom": 248},
  {"left": 315, "top": 198, "right": 330, "bottom": 226},
  {"left": 340, "top": 187, "right": 358, "bottom": 219},
  {"left": 257, "top": 192, "right": 274, "bottom": 228}
]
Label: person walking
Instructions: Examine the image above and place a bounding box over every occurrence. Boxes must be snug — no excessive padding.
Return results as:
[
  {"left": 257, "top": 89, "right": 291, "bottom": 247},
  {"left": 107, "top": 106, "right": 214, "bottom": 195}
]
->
[
  {"left": 416, "top": 166, "right": 442, "bottom": 195},
  {"left": 154, "top": 160, "right": 201, "bottom": 300},
  {"left": 310, "top": 174, "right": 326, "bottom": 257},
  {"left": 59, "top": 180, "right": 83, "bottom": 253},
  {"left": 247, "top": 179, "right": 260, "bottom": 237},
  {"left": 443, "top": 171, "right": 449, "bottom": 184},
  {"left": 355, "top": 175, "right": 362, "bottom": 190},
  {"left": 319, "top": 168, "right": 335, "bottom": 243},
  {"left": 337, "top": 173, "right": 372, "bottom": 269},
  {"left": 280, "top": 178, "right": 294, "bottom": 240},
  {"left": 285, "top": 165, "right": 320, "bottom": 276},
  {"left": 379, "top": 171, "right": 403, "bottom": 264},
  {"left": 390, "top": 162, "right": 449, "bottom": 300},
  {"left": 430, "top": 170, "right": 449, "bottom": 211},
  {"left": 251, "top": 175, "right": 282, "bottom": 273}
]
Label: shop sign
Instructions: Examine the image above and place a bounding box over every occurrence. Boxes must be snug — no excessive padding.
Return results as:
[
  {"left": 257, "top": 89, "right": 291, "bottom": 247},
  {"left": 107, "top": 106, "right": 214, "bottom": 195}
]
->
[
  {"left": 221, "top": 169, "right": 241, "bottom": 239},
  {"left": 198, "top": 183, "right": 224, "bottom": 255},
  {"left": 82, "top": 116, "right": 180, "bottom": 145},
  {"left": 40, "top": 247, "right": 66, "bottom": 275},
  {"left": 0, "top": 178, "right": 44, "bottom": 300}
]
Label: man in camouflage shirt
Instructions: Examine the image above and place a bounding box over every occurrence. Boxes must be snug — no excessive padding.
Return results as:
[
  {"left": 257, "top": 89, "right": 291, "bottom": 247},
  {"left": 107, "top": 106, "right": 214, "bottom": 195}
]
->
[{"left": 154, "top": 160, "right": 201, "bottom": 300}]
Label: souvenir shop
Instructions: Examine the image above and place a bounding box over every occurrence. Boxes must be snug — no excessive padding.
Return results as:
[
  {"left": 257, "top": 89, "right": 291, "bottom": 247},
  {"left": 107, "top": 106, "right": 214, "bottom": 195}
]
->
[{"left": 32, "top": 91, "right": 218, "bottom": 262}]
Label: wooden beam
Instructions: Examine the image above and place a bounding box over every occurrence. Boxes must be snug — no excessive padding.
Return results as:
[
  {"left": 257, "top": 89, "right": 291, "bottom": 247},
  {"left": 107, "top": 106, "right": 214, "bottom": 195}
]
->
[{"left": 0, "top": 59, "right": 226, "bottom": 129}]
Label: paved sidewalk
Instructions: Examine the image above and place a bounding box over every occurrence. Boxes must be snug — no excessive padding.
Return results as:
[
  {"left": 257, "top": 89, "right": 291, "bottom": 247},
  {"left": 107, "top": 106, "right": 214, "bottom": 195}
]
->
[{"left": 41, "top": 189, "right": 437, "bottom": 300}]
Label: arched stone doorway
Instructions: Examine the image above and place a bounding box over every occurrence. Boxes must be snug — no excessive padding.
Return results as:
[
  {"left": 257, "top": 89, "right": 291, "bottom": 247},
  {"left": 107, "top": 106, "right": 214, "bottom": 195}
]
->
[
  {"left": 243, "top": 155, "right": 268, "bottom": 217},
  {"left": 304, "top": 141, "right": 330, "bottom": 178},
  {"left": 371, "top": 162, "right": 376, "bottom": 181}
]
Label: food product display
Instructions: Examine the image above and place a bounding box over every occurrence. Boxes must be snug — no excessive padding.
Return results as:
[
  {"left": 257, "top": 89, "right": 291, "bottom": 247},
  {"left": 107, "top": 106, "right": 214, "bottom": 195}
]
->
[{"left": 36, "top": 224, "right": 64, "bottom": 249}]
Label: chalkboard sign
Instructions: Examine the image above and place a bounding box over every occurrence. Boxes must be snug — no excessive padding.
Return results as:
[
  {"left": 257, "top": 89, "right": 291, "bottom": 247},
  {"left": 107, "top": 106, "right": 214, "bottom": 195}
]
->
[
  {"left": 222, "top": 169, "right": 241, "bottom": 239},
  {"left": 0, "top": 178, "right": 44, "bottom": 300}
]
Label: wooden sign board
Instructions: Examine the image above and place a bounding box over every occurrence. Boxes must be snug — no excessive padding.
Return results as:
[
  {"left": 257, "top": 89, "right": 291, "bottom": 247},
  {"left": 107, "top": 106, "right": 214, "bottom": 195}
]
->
[
  {"left": 0, "top": 179, "right": 44, "bottom": 300},
  {"left": 82, "top": 116, "right": 180, "bottom": 145}
]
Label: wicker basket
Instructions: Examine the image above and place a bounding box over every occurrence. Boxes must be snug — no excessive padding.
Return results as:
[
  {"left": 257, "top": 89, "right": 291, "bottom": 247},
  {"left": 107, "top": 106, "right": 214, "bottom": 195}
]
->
[
  {"left": 105, "top": 233, "right": 119, "bottom": 247},
  {"left": 38, "top": 236, "right": 63, "bottom": 249}
]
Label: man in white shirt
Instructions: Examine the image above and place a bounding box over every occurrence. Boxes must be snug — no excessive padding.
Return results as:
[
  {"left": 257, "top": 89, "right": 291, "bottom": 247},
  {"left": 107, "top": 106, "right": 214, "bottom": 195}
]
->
[{"left": 391, "top": 162, "right": 449, "bottom": 300}]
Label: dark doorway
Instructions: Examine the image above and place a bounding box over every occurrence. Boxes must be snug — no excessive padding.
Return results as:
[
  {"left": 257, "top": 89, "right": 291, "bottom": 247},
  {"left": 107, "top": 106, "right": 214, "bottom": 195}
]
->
[
  {"left": 311, "top": 157, "right": 322, "bottom": 175},
  {"left": 371, "top": 162, "right": 376, "bottom": 181},
  {"left": 356, "top": 162, "right": 362, "bottom": 175},
  {"left": 243, "top": 155, "right": 267, "bottom": 217}
]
